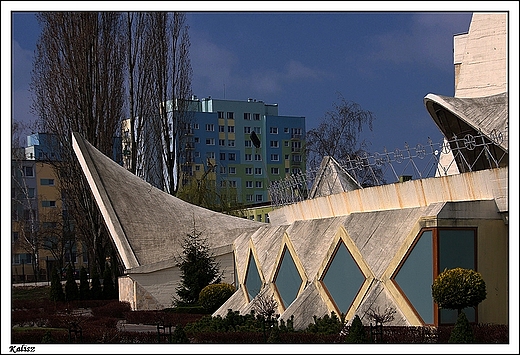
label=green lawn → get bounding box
[12,286,50,301]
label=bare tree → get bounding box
[31,12,126,276]
[125,12,193,195]
[305,93,384,187]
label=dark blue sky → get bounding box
[5,3,517,156]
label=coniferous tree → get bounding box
[174,222,222,305]
[345,315,368,343]
[64,264,78,301]
[102,263,116,299]
[49,266,65,302]
[90,268,102,300]
[78,266,90,300]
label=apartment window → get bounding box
[244,113,251,120]
[195,152,201,158]
[206,138,215,145]
[254,154,262,161]
[285,168,290,174]
[246,181,253,188]
[219,125,225,132]
[246,195,253,202]
[245,154,252,161]
[220,166,226,174]
[255,181,263,188]
[217,111,224,119]
[194,123,200,129]
[244,127,251,133]
[219,139,226,146]
[257,215,262,222]
[40,178,55,186]
[253,127,261,134]
[270,154,279,161]
[42,200,56,208]
[23,166,34,177]
[220,153,226,160]
[293,155,302,162]
[255,194,263,202]
[206,124,214,131]
[227,112,235,119]
[255,167,262,175]
[265,214,270,223]
[285,154,290,160]
[284,127,289,133]
[194,137,200,143]
[284,141,289,147]
[245,140,252,147]
[228,153,236,161]
[12,231,19,243]
[292,168,301,175]
[270,127,278,134]
[27,188,35,198]
[195,165,201,171]
[270,141,279,148]
[271,167,280,175]
[207,152,215,159]
[229,180,237,188]
[228,126,235,133]
[292,141,302,152]
[253,113,260,120]
[229,167,236,174]
[245,167,253,175]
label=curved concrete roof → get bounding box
[72,132,263,270]
[424,92,508,152]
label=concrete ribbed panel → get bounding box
[233,231,253,284]
[213,287,249,317]
[343,204,445,279]
[72,132,262,268]
[285,217,346,280]
[250,224,288,282]
[355,280,409,326]
[279,282,330,331]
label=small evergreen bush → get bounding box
[432,267,486,313]
[64,265,79,301]
[345,315,369,343]
[198,283,235,313]
[305,311,344,334]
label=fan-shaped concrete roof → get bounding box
[424,92,508,152]
[72,132,262,270]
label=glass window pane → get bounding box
[439,229,476,323]
[274,247,302,308]
[394,230,434,324]
[322,241,365,314]
[245,253,262,300]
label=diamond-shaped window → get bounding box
[273,246,302,309]
[393,230,433,324]
[245,251,262,301]
[321,240,365,314]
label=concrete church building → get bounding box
[72,13,508,329]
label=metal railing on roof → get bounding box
[268,130,507,207]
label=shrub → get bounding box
[305,311,344,334]
[198,283,235,313]
[345,315,369,343]
[449,311,475,343]
[432,267,487,314]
